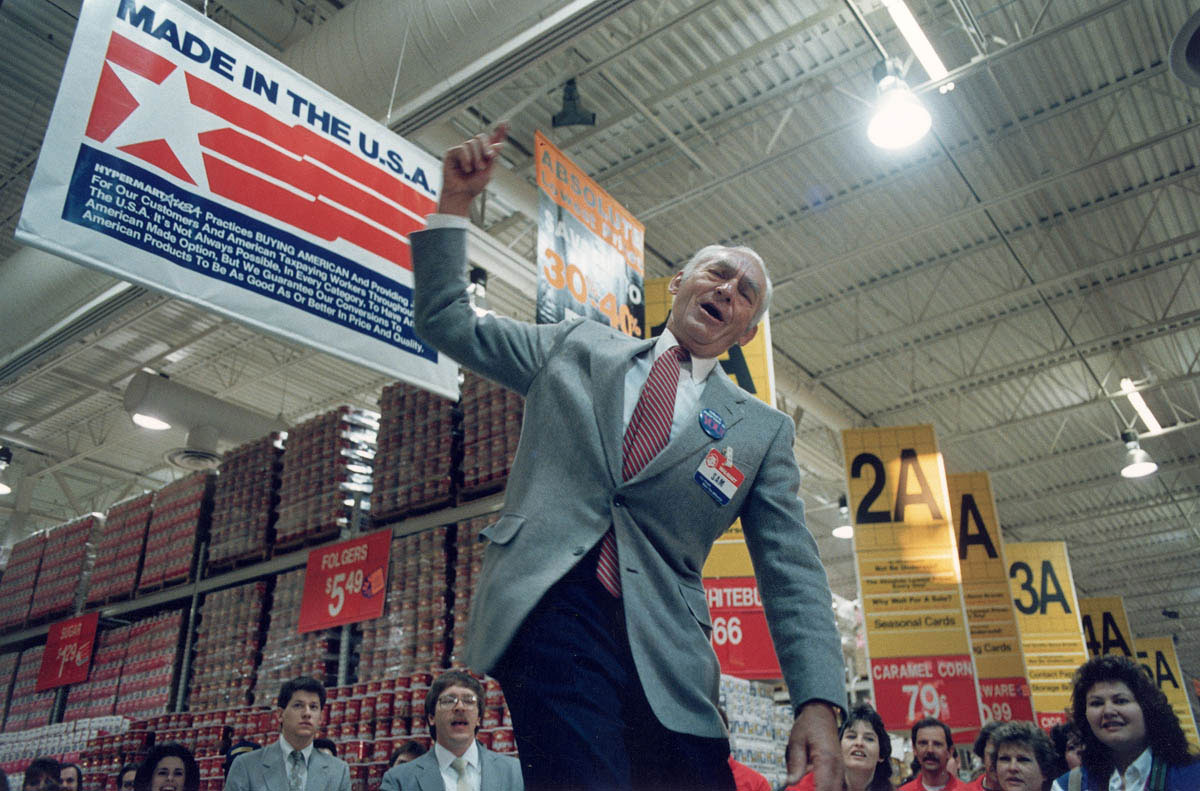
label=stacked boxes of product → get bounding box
[63,625,130,721]
[255,569,339,700]
[0,717,130,785]
[412,527,450,672]
[76,719,148,791]
[142,712,228,790]
[275,408,377,548]
[322,679,413,791]
[0,533,46,630]
[4,646,54,732]
[187,582,268,711]
[86,494,153,605]
[448,517,491,666]
[0,652,18,729]
[459,373,523,498]
[356,533,415,682]
[207,434,283,569]
[719,675,791,789]
[138,472,212,592]
[28,515,101,622]
[372,383,456,520]
[115,611,184,719]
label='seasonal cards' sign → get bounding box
[534,131,644,337]
[1005,541,1088,729]
[37,612,100,691]
[843,426,983,738]
[948,473,1034,726]
[18,0,457,399]
[298,529,391,634]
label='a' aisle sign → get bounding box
[17,0,458,399]
[843,426,982,737]
[1079,596,1137,658]
[1005,541,1088,729]
[1136,636,1200,751]
[948,473,1034,725]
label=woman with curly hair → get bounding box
[1051,655,1199,790]
[133,744,200,791]
[787,703,893,791]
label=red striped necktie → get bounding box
[596,345,690,597]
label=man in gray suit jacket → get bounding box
[225,677,350,791]
[381,671,522,791]
[413,127,844,791]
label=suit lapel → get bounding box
[631,367,747,483]
[260,743,285,791]
[477,746,493,791]
[415,752,443,791]
[306,751,328,791]
[590,336,654,486]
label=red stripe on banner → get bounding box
[106,31,175,84]
[202,153,413,270]
[85,63,139,142]
[185,75,437,218]
[198,128,425,239]
[118,139,196,185]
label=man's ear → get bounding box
[667,271,683,294]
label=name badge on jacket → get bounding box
[695,448,743,505]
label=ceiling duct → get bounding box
[123,372,287,470]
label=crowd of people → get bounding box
[1,653,1193,791]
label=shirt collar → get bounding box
[434,740,479,770]
[654,328,718,383]
[1114,748,1153,790]
[277,736,313,764]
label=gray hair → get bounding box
[678,244,774,327]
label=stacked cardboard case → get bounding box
[256,569,339,699]
[720,675,792,789]
[356,533,416,682]
[115,611,184,719]
[28,515,101,622]
[4,646,54,732]
[449,517,491,666]
[77,719,148,791]
[138,472,212,592]
[187,582,268,711]
[275,408,377,548]
[86,493,153,605]
[459,372,523,497]
[372,382,455,519]
[0,653,18,729]
[207,434,283,568]
[63,625,130,721]
[0,533,46,629]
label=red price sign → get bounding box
[870,654,981,732]
[298,529,391,633]
[979,676,1034,725]
[703,577,781,679]
[37,612,99,691]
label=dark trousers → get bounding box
[491,546,735,791]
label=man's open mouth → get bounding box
[700,302,723,321]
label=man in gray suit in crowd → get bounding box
[381,671,522,791]
[411,126,845,791]
[225,677,350,791]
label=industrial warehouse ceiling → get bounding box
[1,0,1198,684]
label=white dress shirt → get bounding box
[1048,748,1153,791]
[434,741,480,791]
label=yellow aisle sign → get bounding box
[1004,541,1088,729]
[640,275,776,578]
[1078,596,1137,657]
[843,426,982,737]
[948,473,1033,724]
[1135,636,1200,752]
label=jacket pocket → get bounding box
[679,580,712,637]
[480,513,525,545]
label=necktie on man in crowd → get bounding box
[288,750,305,791]
[451,756,469,791]
[597,345,690,597]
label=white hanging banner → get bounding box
[17,0,458,399]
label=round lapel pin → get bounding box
[699,408,726,439]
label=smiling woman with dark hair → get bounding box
[1051,655,1199,791]
[786,704,893,791]
[133,744,199,791]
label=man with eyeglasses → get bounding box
[381,671,522,791]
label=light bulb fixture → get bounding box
[132,412,172,430]
[552,78,595,128]
[868,61,932,150]
[1119,377,1162,434]
[833,494,854,539]
[1119,429,1158,478]
[0,446,12,496]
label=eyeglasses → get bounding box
[436,693,478,708]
